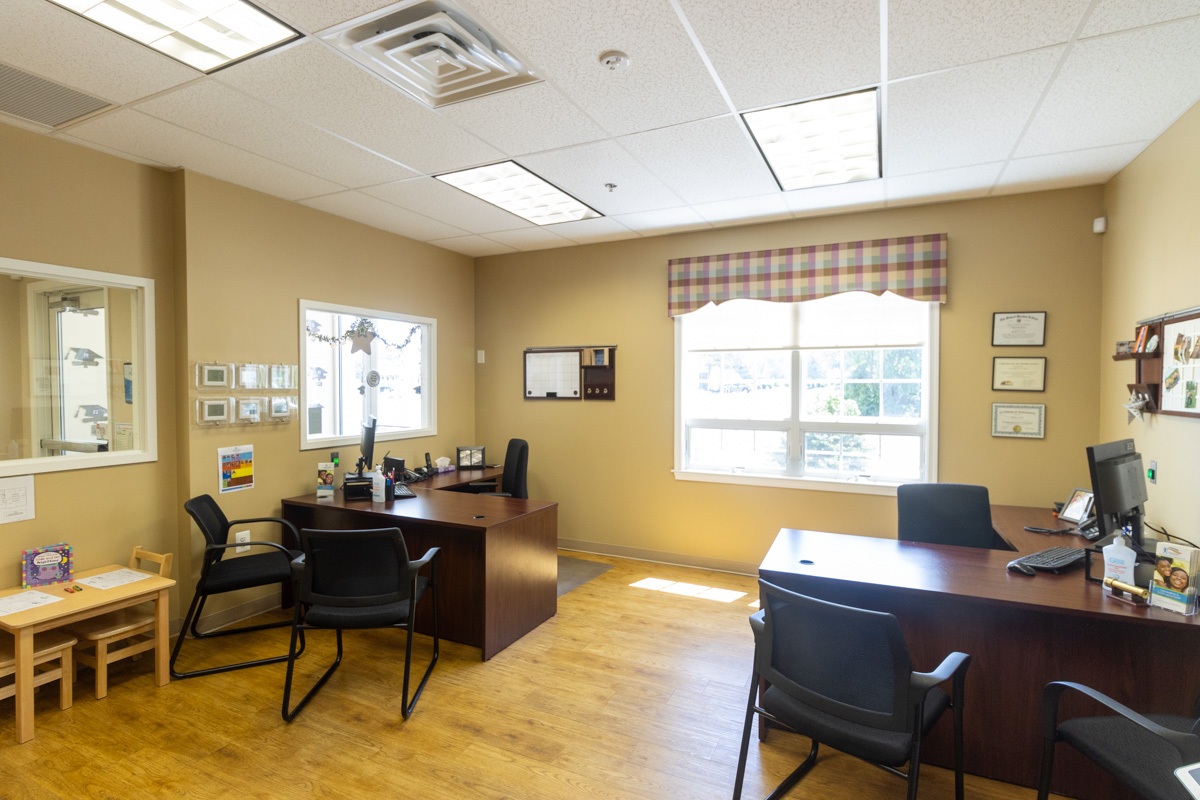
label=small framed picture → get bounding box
[269,396,294,419]
[196,362,231,389]
[993,312,1046,346]
[991,403,1045,439]
[22,543,74,588]
[197,398,231,425]
[1059,488,1094,525]
[237,397,264,423]
[270,364,297,390]
[237,363,267,390]
[992,357,1046,391]
[457,446,486,469]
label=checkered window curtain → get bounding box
[667,233,948,317]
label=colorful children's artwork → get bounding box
[21,543,73,589]
[218,444,254,494]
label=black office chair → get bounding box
[1038,681,1199,800]
[468,438,528,499]
[897,482,997,550]
[733,580,970,800]
[282,527,440,722]
[171,494,304,679]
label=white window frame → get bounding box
[299,299,437,451]
[673,299,939,496]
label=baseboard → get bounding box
[179,591,283,637]
[557,538,758,577]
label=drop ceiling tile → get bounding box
[0,0,199,105]
[427,235,518,258]
[782,179,886,216]
[1017,19,1200,157]
[520,140,683,216]
[257,0,396,33]
[54,128,174,169]
[887,48,1062,176]
[484,227,574,251]
[692,194,791,226]
[65,110,343,201]
[618,117,778,204]
[550,216,640,245]
[884,163,1002,206]
[137,80,415,188]
[438,82,608,156]
[464,0,728,136]
[215,41,503,174]
[362,177,528,233]
[1082,0,1200,37]
[678,0,879,109]
[889,0,1088,78]
[994,142,1148,195]
[301,190,469,240]
[612,206,710,236]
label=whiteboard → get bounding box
[524,350,581,399]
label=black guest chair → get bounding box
[171,494,304,679]
[733,580,970,800]
[468,438,528,499]
[897,482,997,550]
[282,527,440,722]
[1038,681,1199,800]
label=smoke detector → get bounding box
[320,0,540,108]
[599,51,630,72]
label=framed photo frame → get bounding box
[992,357,1046,391]
[196,362,231,389]
[21,542,73,588]
[992,403,1045,439]
[1059,488,1094,525]
[236,363,267,390]
[269,395,294,419]
[237,397,264,423]
[270,364,297,390]
[457,446,486,469]
[197,397,231,425]
[992,312,1046,346]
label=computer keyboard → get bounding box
[1009,546,1087,575]
[392,483,416,499]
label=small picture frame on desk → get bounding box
[457,446,485,469]
[1059,488,1094,525]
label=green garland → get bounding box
[307,318,419,352]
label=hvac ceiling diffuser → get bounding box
[320,0,540,108]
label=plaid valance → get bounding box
[667,233,948,317]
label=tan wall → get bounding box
[177,173,477,614]
[0,123,178,582]
[475,188,1106,571]
[0,279,22,455]
[1100,101,1200,542]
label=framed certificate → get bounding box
[992,403,1045,438]
[992,357,1046,391]
[993,312,1046,346]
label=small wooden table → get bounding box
[0,566,175,743]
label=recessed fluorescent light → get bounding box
[435,161,601,226]
[744,88,880,192]
[46,0,300,73]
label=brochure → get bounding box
[317,462,336,499]
[1150,541,1199,616]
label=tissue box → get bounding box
[435,465,456,473]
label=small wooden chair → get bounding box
[0,629,76,713]
[70,547,173,699]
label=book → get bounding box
[1133,325,1149,353]
[317,462,335,499]
[1149,541,1199,616]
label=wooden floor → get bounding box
[1,552,1057,799]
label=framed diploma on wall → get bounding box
[992,312,1046,346]
[992,357,1046,391]
[992,403,1045,438]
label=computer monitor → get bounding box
[356,416,377,476]
[1086,438,1149,552]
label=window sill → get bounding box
[672,469,900,496]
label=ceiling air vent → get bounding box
[0,64,111,128]
[319,0,540,108]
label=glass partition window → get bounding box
[0,257,156,477]
[676,293,937,490]
[299,300,436,450]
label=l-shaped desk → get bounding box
[281,468,557,661]
[759,506,1200,800]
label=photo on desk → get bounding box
[1059,488,1094,524]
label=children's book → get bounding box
[1150,541,1199,616]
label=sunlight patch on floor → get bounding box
[629,577,748,604]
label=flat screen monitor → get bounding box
[358,416,377,476]
[1086,438,1148,549]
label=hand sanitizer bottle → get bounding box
[371,465,386,502]
[1103,534,1136,584]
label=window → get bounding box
[675,293,938,493]
[299,300,435,450]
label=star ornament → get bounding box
[350,331,376,355]
[1122,392,1148,424]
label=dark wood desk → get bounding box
[282,469,557,660]
[759,507,1199,800]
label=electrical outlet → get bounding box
[234,530,251,553]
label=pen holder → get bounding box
[385,482,395,501]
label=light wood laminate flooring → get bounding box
[0,552,1057,799]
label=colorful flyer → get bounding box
[317,462,335,498]
[218,444,255,494]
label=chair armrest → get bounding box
[227,515,300,544]
[911,651,971,704]
[205,540,296,566]
[748,608,765,638]
[1042,681,1200,763]
[409,547,442,587]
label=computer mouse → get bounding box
[1007,560,1036,576]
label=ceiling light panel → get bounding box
[45,0,299,72]
[744,89,880,191]
[435,162,601,226]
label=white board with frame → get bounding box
[1160,312,1200,416]
[524,349,581,399]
